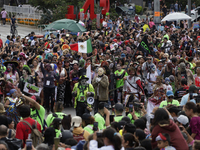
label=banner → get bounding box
[86,64,91,84]
[138,35,151,55]
[96,14,100,29]
[23,82,42,96]
[193,22,199,29]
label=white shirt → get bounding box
[166,84,172,92]
[89,140,124,150]
[147,72,158,94]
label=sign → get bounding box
[193,22,199,29]
[154,11,160,17]
[23,82,42,96]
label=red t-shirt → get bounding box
[16,117,41,147]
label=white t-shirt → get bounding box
[166,84,172,92]
[147,72,158,94]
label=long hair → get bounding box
[102,127,122,150]
[152,108,169,127]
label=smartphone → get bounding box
[26,139,32,150]
[141,95,145,103]
[190,93,193,99]
[54,137,60,150]
[93,122,98,131]
[129,102,133,112]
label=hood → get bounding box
[159,120,176,132]
[73,127,84,135]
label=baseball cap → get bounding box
[177,115,189,125]
[115,103,124,111]
[71,116,82,127]
[136,55,143,60]
[189,84,198,93]
[166,91,174,97]
[118,120,126,130]
[82,113,91,121]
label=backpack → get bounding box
[73,131,85,142]
[21,120,44,147]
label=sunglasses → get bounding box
[168,96,173,99]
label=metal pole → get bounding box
[153,0,161,27]
[188,0,191,28]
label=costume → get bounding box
[72,75,95,117]
[123,75,144,103]
[92,68,109,114]
[5,97,22,123]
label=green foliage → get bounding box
[135,5,142,14]
[109,7,119,20]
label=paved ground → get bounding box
[0,24,44,44]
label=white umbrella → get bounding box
[161,12,192,22]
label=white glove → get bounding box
[96,77,101,82]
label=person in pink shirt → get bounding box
[1,8,7,26]
[149,17,155,29]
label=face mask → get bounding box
[80,79,87,86]
[165,81,169,84]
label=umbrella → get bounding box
[161,13,192,22]
[43,19,76,31]
[66,22,86,32]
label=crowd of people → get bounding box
[1,5,200,150]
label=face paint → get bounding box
[98,68,104,76]
[7,65,12,72]
[22,70,27,76]
[151,66,156,72]
[80,79,87,86]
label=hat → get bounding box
[180,62,186,69]
[3,61,19,68]
[0,103,5,113]
[22,65,31,74]
[189,84,198,92]
[116,33,121,37]
[82,113,91,120]
[136,55,143,60]
[121,53,126,58]
[70,60,79,65]
[125,40,129,45]
[113,39,117,43]
[71,116,82,127]
[166,90,174,97]
[31,95,36,101]
[7,89,16,96]
[115,103,124,111]
[79,75,89,81]
[177,115,189,125]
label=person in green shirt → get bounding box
[50,118,62,138]
[159,90,179,108]
[82,113,95,134]
[114,103,124,122]
[17,88,45,131]
[127,106,141,124]
[94,102,110,130]
[46,102,66,127]
[114,64,128,102]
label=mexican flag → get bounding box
[70,39,92,53]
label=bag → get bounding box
[36,109,47,133]
[5,138,22,150]
[21,120,44,147]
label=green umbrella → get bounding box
[43,19,76,31]
[66,22,87,32]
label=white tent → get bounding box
[161,12,192,22]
